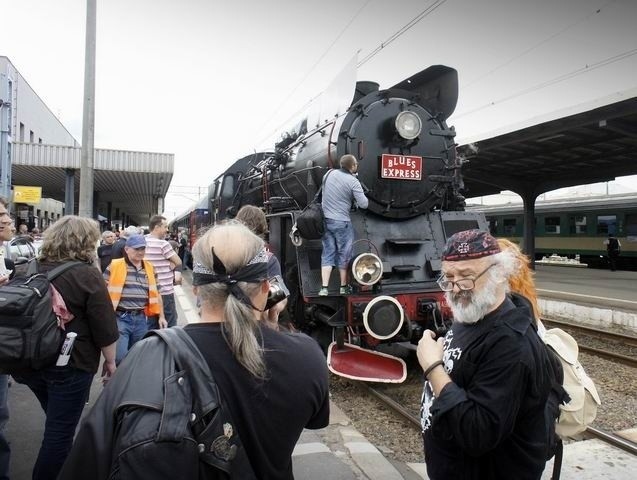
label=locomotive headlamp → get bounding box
[394,111,422,140]
[363,295,404,340]
[351,253,383,286]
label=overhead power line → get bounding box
[253,0,372,147]
[357,0,447,68]
[454,47,637,120]
[462,0,618,90]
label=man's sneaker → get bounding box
[318,287,329,296]
[339,285,353,295]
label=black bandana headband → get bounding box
[192,246,269,311]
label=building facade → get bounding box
[0,56,75,226]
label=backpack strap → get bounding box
[150,327,258,479]
[551,439,563,480]
[25,260,83,282]
[313,168,334,203]
[46,261,84,280]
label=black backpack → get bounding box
[0,261,82,374]
[295,203,325,240]
[294,169,334,240]
[59,327,258,480]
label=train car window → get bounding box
[545,216,561,234]
[221,175,235,199]
[569,215,587,234]
[443,219,480,238]
[626,214,637,237]
[503,218,517,236]
[597,215,617,235]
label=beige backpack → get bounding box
[543,328,602,437]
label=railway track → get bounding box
[366,385,637,457]
[543,318,637,347]
[366,385,421,429]
[543,318,637,368]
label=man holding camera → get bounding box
[417,229,553,480]
[235,205,289,329]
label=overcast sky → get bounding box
[1,0,636,217]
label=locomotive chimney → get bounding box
[352,81,379,105]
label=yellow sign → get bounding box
[13,186,42,204]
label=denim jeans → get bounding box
[0,375,9,480]
[116,311,149,364]
[321,218,354,269]
[147,293,178,329]
[13,367,93,480]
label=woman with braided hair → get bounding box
[60,221,329,480]
[187,221,330,477]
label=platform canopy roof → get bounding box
[458,90,637,201]
[11,143,174,226]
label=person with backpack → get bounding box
[604,233,621,271]
[417,229,553,480]
[59,221,329,479]
[11,216,119,480]
[319,154,368,296]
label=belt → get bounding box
[116,308,145,314]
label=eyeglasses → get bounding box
[437,263,496,292]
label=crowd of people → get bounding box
[0,156,613,479]
[1,209,328,480]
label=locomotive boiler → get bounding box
[209,64,488,382]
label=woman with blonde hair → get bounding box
[13,215,119,480]
[185,222,329,476]
[61,222,329,480]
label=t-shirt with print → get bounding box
[420,297,552,480]
[143,235,176,295]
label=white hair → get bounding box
[487,248,519,293]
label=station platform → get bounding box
[5,268,637,479]
[534,264,637,330]
[7,370,637,480]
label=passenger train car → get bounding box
[171,65,488,382]
[469,193,637,270]
[170,196,211,257]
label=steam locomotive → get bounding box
[175,65,488,382]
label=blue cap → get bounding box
[125,234,146,249]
